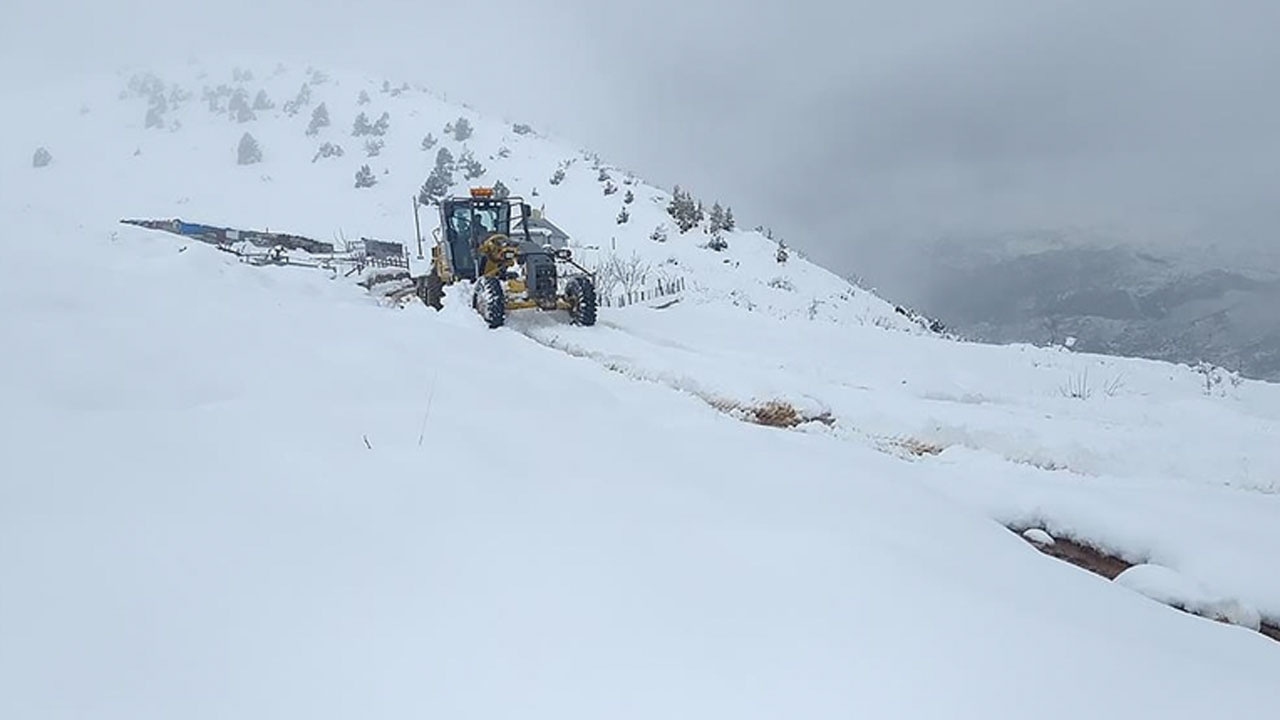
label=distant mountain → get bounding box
[923,242,1280,380]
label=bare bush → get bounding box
[591,251,651,301]
[1059,368,1092,400]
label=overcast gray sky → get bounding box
[6,0,1278,302]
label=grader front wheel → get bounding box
[474,276,506,329]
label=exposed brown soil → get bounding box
[893,437,947,457]
[747,400,835,428]
[1012,526,1279,646]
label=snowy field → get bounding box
[3,61,1279,719]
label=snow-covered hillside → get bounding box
[4,61,1280,719]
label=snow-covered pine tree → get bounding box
[352,112,373,136]
[364,138,384,157]
[435,146,455,173]
[306,103,330,136]
[354,164,377,188]
[228,89,256,123]
[492,180,510,199]
[666,185,682,219]
[617,206,630,224]
[32,147,52,168]
[421,133,437,150]
[650,224,668,243]
[358,90,370,105]
[237,132,262,165]
[603,181,618,196]
[458,149,485,180]
[708,202,725,231]
[549,167,565,185]
[252,89,274,111]
[722,206,735,231]
[452,117,473,141]
[372,112,390,136]
[282,83,311,116]
[623,189,634,204]
[419,166,452,205]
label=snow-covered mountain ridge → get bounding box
[4,61,1280,719]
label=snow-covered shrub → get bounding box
[311,142,344,162]
[232,67,254,83]
[768,277,795,292]
[512,123,533,135]
[372,112,390,136]
[549,167,565,185]
[597,168,611,183]
[420,133,437,151]
[354,164,377,188]
[497,146,511,159]
[237,133,262,165]
[306,103,330,136]
[1192,361,1243,396]
[144,102,166,129]
[32,147,52,168]
[707,230,728,252]
[364,138,384,157]
[616,207,630,224]
[650,224,668,243]
[623,189,635,204]
[492,180,510,199]
[358,90,371,105]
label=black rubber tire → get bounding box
[418,270,444,310]
[565,275,597,326]
[474,276,506,329]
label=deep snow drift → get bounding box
[3,61,1279,719]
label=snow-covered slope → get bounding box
[4,62,1280,719]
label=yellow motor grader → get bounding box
[413,187,596,328]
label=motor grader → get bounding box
[413,187,597,328]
